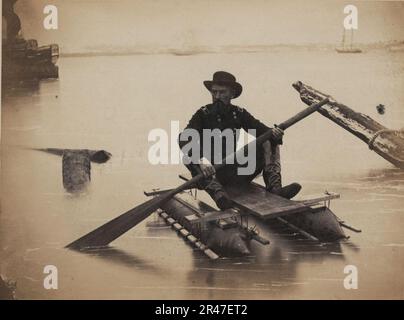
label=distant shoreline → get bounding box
[59,41,404,58]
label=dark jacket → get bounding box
[178,103,278,173]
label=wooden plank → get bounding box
[160,212,169,219]
[204,249,220,260]
[184,214,201,223]
[179,228,190,237]
[225,183,309,220]
[178,173,311,220]
[172,223,183,231]
[200,209,238,223]
[186,234,198,244]
[174,193,216,215]
[298,192,340,206]
[216,218,238,229]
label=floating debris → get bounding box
[376,104,385,115]
[0,275,16,300]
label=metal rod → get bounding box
[277,217,319,241]
[340,222,362,233]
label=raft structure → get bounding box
[145,188,258,260]
[144,174,361,259]
[293,81,404,169]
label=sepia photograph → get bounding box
[1,0,404,302]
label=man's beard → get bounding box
[213,99,227,108]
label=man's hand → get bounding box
[199,157,216,178]
[272,126,284,143]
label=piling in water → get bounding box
[34,148,112,193]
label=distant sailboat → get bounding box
[336,29,362,53]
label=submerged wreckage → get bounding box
[293,81,404,169]
[2,0,59,85]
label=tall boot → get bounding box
[262,141,301,199]
[185,163,233,210]
[204,178,233,210]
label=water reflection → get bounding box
[341,240,361,252]
[140,213,348,297]
[349,168,404,203]
[1,80,40,97]
[79,247,164,275]
[185,235,346,298]
[361,168,404,186]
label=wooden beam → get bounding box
[292,81,404,169]
[299,193,340,206]
[226,183,309,220]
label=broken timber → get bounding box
[293,81,404,169]
[35,148,112,164]
[34,148,112,192]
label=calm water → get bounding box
[1,49,404,299]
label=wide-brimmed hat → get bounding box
[203,71,243,98]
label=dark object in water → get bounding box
[2,1,59,84]
[2,39,59,84]
[62,150,91,192]
[88,150,113,163]
[376,104,385,115]
[293,81,404,169]
[0,275,16,300]
[336,28,362,54]
[35,148,112,192]
[3,0,21,41]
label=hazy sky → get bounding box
[14,0,404,53]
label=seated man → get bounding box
[178,71,301,210]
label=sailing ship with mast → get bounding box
[336,28,362,53]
